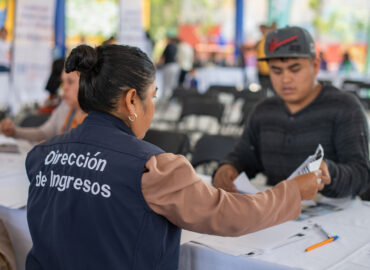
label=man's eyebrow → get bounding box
[287,63,301,69]
[270,65,282,70]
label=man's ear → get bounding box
[125,89,137,115]
[313,57,320,75]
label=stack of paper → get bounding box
[192,221,310,256]
[0,138,30,208]
[0,134,20,153]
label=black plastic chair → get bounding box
[20,114,50,127]
[170,86,212,103]
[191,134,238,175]
[177,98,225,134]
[318,79,332,86]
[179,99,225,123]
[0,110,6,121]
[206,85,238,97]
[143,129,190,155]
[357,83,370,110]
[341,80,363,92]
[235,89,266,102]
[239,99,263,126]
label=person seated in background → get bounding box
[213,26,370,199]
[255,22,276,95]
[177,38,194,86]
[0,70,86,143]
[319,51,328,71]
[102,35,116,45]
[25,44,323,269]
[39,57,65,114]
[158,35,179,99]
[338,51,357,74]
[183,67,198,89]
[0,27,11,73]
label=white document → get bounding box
[0,134,18,145]
[288,144,324,179]
[192,221,309,256]
[233,172,260,194]
[0,170,29,208]
[180,229,204,245]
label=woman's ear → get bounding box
[125,89,138,115]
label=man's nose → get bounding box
[282,71,292,84]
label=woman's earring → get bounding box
[128,113,138,122]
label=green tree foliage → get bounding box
[149,0,225,42]
[66,0,118,38]
[149,0,181,41]
[309,0,368,43]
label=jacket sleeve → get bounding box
[14,102,69,142]
[322,100,370,198]
[141,153,302,237]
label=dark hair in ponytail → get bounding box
[65,44,155,113]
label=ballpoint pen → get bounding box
[305,235,339,252]
[314,223,330,239]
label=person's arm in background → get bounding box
[13,102,69,142]
[142,154,322,237]
[321,96,370,198]
[0,219,16,270]
[213,109,264,192]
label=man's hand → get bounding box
[212,164,239,192]
[0,118,15,137]
[319,160,331,186]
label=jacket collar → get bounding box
[84,110,135,137]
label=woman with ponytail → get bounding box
[25,44,324,270]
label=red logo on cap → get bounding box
[268,35,299,53]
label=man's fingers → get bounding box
[321,175,331,185]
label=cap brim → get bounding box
[257,54,313,61]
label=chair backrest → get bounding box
[238,98,262,126]
[207,85,238,96]
[171,86,199,101]
[179,99,225,124]
[143,129,190,155]
[341,80,363,92]
[235,89,266,102]
[19,114,50,127]
[0,110,6,121]
[318,79,332,86]
[357,83,370,109]
[191,134,238,174]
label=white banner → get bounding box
[10,0,55,113]
[118,0,145,51]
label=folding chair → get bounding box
[341,80,363,92]
[235,90,266,126]
[177,98,225,134]
[191,134,238,175]
[0,110,6,121]
[170,86,218,104]
[143,129,190,155]
[357,83,370,110]
[206,85,238,97]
